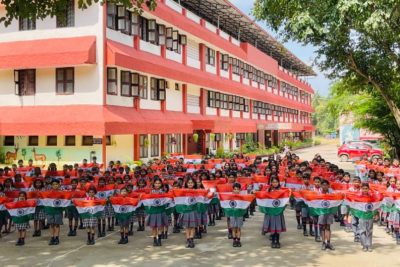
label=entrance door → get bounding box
[187,131,206,155]
[272,130,279,146]
[265,130,272,148]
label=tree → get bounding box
[0,0,157,26]
[312,92,338,136]
[327,79,400,157]
[253,1,400,130]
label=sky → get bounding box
[229,0,332,97]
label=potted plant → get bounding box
[193,133,199,143]
[56,150,62,164]
[210,133,215,142]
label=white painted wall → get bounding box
[220,109,229,117]
[0,66,102,106]
[165,0,183,13]
[233,111,241,118]
[166,49,182,63]
[185,10,201,24]
[220,70,229,79]
[106,28,133,47]
[205,64,216,74]
[140,40,161,56]
[243,112,250,119]
[166,86,183,112]
[205,22,217,33]
[187,57,200,69]
[232,74,240,82]
[206,107,217,116]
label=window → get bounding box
[208,91,215,107]
[140,17,148,41]
[14,69,35,96]
[232,58,240,75]
[158,24,166,45]
[56,68,74,94]
[4,136,14,146]
[131,73,140,97]
[82,136,93,146]
[56,0,74,28]
[107,68,118,95]
[47,136,57,146]
[148,19,157,44]
[150,78,166,100]
[205,47,215,66]
[220,54,229,70]
[28,136,39,146]
[131,14,140,35]
[65,136,76,146]
[166,27,173,50]
[150,134,159,157]
[107,3,117,30]
[166,134,174,154]
[139,135,149,158]
[19,17,36,31]
[117,5,126,32]
[175,134,182,153]
[139,75,148,99]
[172,30,180,53]
[120,70,131,97]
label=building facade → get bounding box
[0,0,314,165]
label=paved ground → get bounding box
[0,143,398,267]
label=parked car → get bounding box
[337,143,383,162]
[345,140,380,148]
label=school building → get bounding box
[0,0,315,166]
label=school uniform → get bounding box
[229,216,244,228]
[359,218,373,248]
[146,189,169,228]
[82,197,98,228]
[263,188,286,233]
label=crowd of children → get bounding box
[0,152,398,253]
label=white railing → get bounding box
[187,57,200,69]
[140,40,161,56]
[232,74,240,82]
[231,37,240,46]
[165,0,182,13]
[220,109,230,117]
[166,49,182,63]
[233,111,241,118]
[106,28,133,47]
[205,21,217,33]
[205,64,216,74]
[185,10,201,24]
[243,112,250,119]
[219,30,230,40]
[242,78,250,86]
[206,107,217,116]
[220,69,229,79]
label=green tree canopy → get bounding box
[253,0,400,129]
[0,0,157,26]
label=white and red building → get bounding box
[0,0,315,165]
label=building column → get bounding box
[182,84,187,114]
[200,88,206,116]
[182,133,188,155]
[216,51,221,77]
[102,135,107,168]
[249,99,253,119]
[134,36,140,50]
[199,43,206,71]
[161,134,165,156]
[161,45,166,59]
[182,44,187,66]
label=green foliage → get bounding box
[21,148,27,160]
[216,146,225,158]
[210,133,215,142]
[193,133,199,143]
[312,92,338,135]
[55,150,62,161]
[253,0,400,128]
[0,151,5,164]
[0,0,157,26]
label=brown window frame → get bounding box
[47,136,58,146]
[139,75,148,99]
[56,67,74,95]
[107,67,118,95]
[120,70,131,97]
[4,136,15,146]
[14,69,36,96]
[65,136,76,146]
[82,136,94,146]
[150,134,159,157]
[139,134,149,158]
[56,0,75,28]
[28,136,39,146]
[205,47,215,66]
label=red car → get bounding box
[337,142,383,162]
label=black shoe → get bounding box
[49,237,55,246]
[20,239,25,246]
[67,230,73,236]
[15,238,22,246]
[297,224,302,229]
[275,241,280,248]
[118,238,124,244]
[303,230,308,236]
[250,211,254,216]
[173,227,180,233]
[32,230,39,237]
[190,239,195,248]
[198,231,202,239]
[157,238,162,246]
[160,233,165,239]
[315,236,322,242]
[164,232,168,239]
[321,242,327,251]
[326,243,335,250]
[237,240,242,247]
[216,216,221,220]
[153,238,158,246]
[233,240,238,247]
[228,232,233,239]
[91,239,96,245]
[310,230,315,236]
[43,224,50,230]
[72,229,77,236]
[271,241,276,248]
[123,237,128,244]
[87,239,91,245]
[37,230,41,237]
[54,237,60,245]
[354,236,360,242]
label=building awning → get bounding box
[0,105,193,136]
[0,36,96,70]
[190,115,257,133]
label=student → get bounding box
[14,192,31,246]
[171,180,182,234]
[135,178,147,231]
[147,177,168,246]
[300,173,314,236]
[97,178,108,237]
[349,176,362,242]
[318,180,335,251]
[340,172,352,229]
[47,179,63,246]
[195,178,207,239]
[263,177,286,248]
[0,184,5,237]
[118,187,131,244]
[67,179,80,237]
[31,179,46,237]
[84,186,99,245]
[181,178,199,248]
[312,177,322,242]
[230,183,244,247]
[358,183,374,252]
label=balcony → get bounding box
[166,49,182,63]
[140,40,161,56]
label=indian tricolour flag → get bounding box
[96,185,115,199]
[381,192,398,213]
[111,197,140,220]
[302,192,344,216]
[346,193,383,220]
[285,177,303,190]
[252,176,269,191]
[0,197,10,217]
[39,191,72,215]
[73,199,106,219]
[255,189,290,216]
[141,193,173,214]
[172,189,209,213]
[5,199,36,223]
[219,193,255,217]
